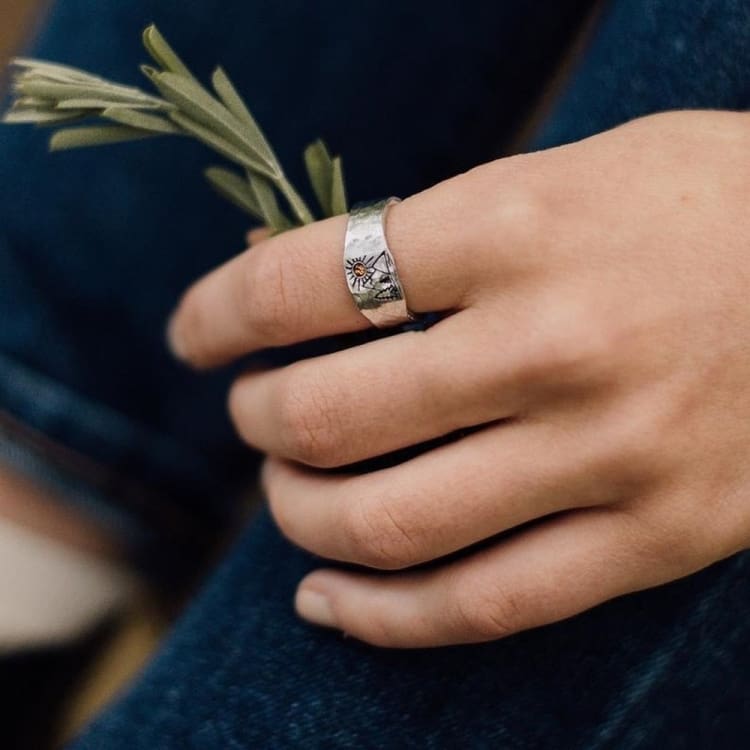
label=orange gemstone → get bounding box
[353,262,367,278]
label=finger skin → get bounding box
[293,508,669,648]
[168,174,492,369]
[263,416,623,571]
[246,227,271,246]
[227,308,544,468]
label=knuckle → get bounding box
[596,427,656,491]
[276,367,342,466]
[607,402,671,482]
[520,306,620,391]
[501,187,549,246]
[451,574,527,641]
[618,498,710,575]
[555,317,615,377]
[345,495,421,570]
[599,374,697,483]
[483,163,551,242]
[450,158,554,279]
[238,245,301,344]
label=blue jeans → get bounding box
[0,0,748,747]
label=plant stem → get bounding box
[276,174,315,225]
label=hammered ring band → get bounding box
[343,197,414,328]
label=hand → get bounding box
[168,111,750,647]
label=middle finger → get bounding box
[229,307,537,468]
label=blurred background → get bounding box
[1,7,162,748]
[1,1,44,73]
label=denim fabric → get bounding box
[67,0,750,747]
[0,0,592,573]
[532,0,750,150]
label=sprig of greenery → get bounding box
[1,24,348,232]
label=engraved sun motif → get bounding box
[345,253,400,303]
[345,255,376,291]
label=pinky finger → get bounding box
[294,507,672,648]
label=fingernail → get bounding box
[166,314,187,362]
[295,588,337,629]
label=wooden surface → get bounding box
[0,0,47,73]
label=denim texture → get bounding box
[1,0,748,746]
[533,0,750,150]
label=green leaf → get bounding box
[249,174,293,232]
[210,67,253,126]
[330,156,348,215]
[204,166,264,220]
[102,107,182,134]
[13,96,56,108]
[14,78,163,108]
[5,42,334,232]
[13,80,106,101]
[168,110,273,176]
[142,24,193,78]
[303,140,348,217]
[56,98,169,111]
[49,125,156,151]
[211,67,273,161]
[304,139,334,216]
[144,68,276,176]
[276,175,315,226]
[2,108,86,125]
[11,57,100,82]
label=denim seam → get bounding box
[0,352,204,478]
[0,353,228,573]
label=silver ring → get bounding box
[343,197,414,328]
